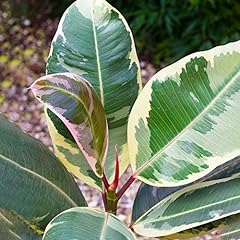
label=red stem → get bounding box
[117,174,136,200]
[102,173,110,189]
[109,146,119,190]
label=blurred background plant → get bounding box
[3,0,240,66]
[108,0,240,64]
[7,0,73,20]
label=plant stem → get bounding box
[101,146,120,214]
[117,174,136,200]
[106,189,118,214]
[109,146,119,190]
[102,173,110,189]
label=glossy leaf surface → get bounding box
[165,214,240,240]
[0,209,41,240]
[45,109,102,190]
[31,73,108,177]
[43,207,135,240]
[0,113,86,237]
[46,0,141,183]
[132,175,240,237]
[132,156,240,222]
[128,40,240,186]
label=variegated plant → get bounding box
[45,0,142,190]
[2,0,240,239]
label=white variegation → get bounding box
[103,0,142,77]
[46,0,142,184]
[128,40,240,187]
[43,207,136,240]
[165,216,240,240]
[31,73,108,177]
[45,110,102,190]
[133,175,240,237]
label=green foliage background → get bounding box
[7,0,240,65]
[108,0,240,64]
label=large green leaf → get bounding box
[128,40,240,186]
[0,209,42,240]
[164,214,240,239]
[132,175,240,237]
[31,73,108,178]
[0,113,86,238]
[46,0,141,183]
[132,156,240,222]
[42,207,136,240]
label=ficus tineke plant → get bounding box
[2,0,240,239]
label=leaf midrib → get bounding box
[135,67,240,175]
[135,181,240,225]
[100,213,109,240]
[0,209,43,237]
[91,2,104,107]
[0,154,78,207]
[221,227,240,237]
[38,84,100,170]
[0,211,13,225]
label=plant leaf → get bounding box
[132,156,240,222]
[0,113,86,237]
[132,174,240,237]
[164,214,240,240]
[42,207,136,240]
[46,0,141,182]
[0,209,41,240]
[31,73,108,177]
[45,109,103,190]
[128,40,240,186]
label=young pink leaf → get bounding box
[31,73,108,177]
[109,146,119,191]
